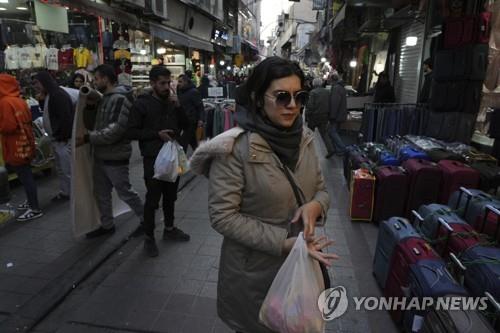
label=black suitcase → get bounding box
[468,44,490,81]
[470,162,500,194]
[431,81,466,112]
[421,307,495,333]
[0,166,10,204]
[463,81,483,114]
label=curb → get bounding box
[0,172,198,332]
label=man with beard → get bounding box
[177,74,204,153]
[127,66,191,257]
[75,64,144,239]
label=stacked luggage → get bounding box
[372,186,500,332]
[345,135,500,222]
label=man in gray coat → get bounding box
[305,78,336,158]
[76,64,144,238]
[328,73,348,155]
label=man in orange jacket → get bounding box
[0,74,43,221]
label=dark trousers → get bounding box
[10,164,39,210]
[180,123,198,153]
[143,158,179,238]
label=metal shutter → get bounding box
[395,20,425,103]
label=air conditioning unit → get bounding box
[145,0,168,20]
[112,0,145,8]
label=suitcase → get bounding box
[461,150,497,165]
[476,204,500,243]
[426,149,464,163]
[399,147,430,162]
[470,162,500,194]
[344,148,370,183]
[373,166,409,222]
[462,80,483,114]
[385,237,440,323]
[349,169,375,221]
[403,159,443,217]
[448,187,499,225]
[438,160,480,204]
[415,204,468,241]
[373,217,420,289]
[404,260,468,333]
[378,150,400,166]
[461,246,500,301]
[367,143,386,162]
[0,166,10,204]
[430,81,466,112]
[443,16,476,49]
[421,307,495,333]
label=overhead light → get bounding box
[209,64,215,69]
[0,0,8,3]
[164,39,169,43]
[0,7,6,10]
[349,60,357,68]
[16,6,28,10]
[140,49,147,55]
[406,36,418,46]
[321,57,327,63]
[157,47,166,55]
[219,60,225,66]
[226,66,231,71]
[145,39,150,43]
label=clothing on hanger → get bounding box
[18,45,34,69]
[5,46,20,70]
[74,47,92,68]
[32,44,47,68]
[46,47,59,70]
[58,47,74,69]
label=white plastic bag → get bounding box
[176,143,189,175]
[154,141,179,182]
[259,232,325,333]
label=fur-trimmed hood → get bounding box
[189,127,246,176]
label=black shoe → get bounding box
[144,237,159,257]
[325,152,335,159]
[163,227,190,242]
[131,224,144,238]
[51,193,70,202]
[86,226,115,239]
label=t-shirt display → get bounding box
[18,46,35,69]
[5,46,20,70]
[32,44,47,68]
[46,47,59,71]
[58,47,74,70]
[74,47,92,68]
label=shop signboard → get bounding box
[34,0,69,34]
[238,12,258,48]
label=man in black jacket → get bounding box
[177,74,204,153]
[128,66,191,257]
[33,71,74,202]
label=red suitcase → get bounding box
[373,166,409,222]
[434,218,481,257]
[384,236,440,323]
[402,159,443,217]
[350,169,375,221]
[438,160,480,204]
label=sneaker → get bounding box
[163,227,190,242]
[17,201,30,211]
[85,226,115,239]
[16,209,43,222]
[51,193,70,202]
[131,224,145,238]
[144,237,159,257]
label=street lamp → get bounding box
[219,60,225,66]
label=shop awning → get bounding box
[150,23,213,52]
[242,39,259,52]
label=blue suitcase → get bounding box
[373,217,421,289]
[447,187,500,227]
[461,246,500,301]
[378,151,400,166]
[404,259,468,332]
[399,146,430,162]
[416,204,468,241]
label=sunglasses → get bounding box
[265,90,309,107]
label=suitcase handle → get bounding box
[411,210,424,228]
[485,291,500,328]
[393,218,409,230]
[456,187,474,215]
[449,252,467,286]
[481,205,500,241]
[437,217,454,257]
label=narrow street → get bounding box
[0,136,398,333]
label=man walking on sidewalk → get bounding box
[328,72,348,155]
[0,74,43,221]
[128,66,191,257]
[75,64,144,239]
[177,74,204,153]
[33,71,74,201]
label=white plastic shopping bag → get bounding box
[154,141,179,182]
[259,232,325,333]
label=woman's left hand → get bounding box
[291,201,323,241]
[307,235,339,267]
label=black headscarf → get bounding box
[235,104,303,171]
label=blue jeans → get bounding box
[10,164,40,210]
[328,122,346,153]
